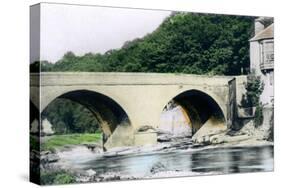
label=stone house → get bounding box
[249,17,274,131]
[249,17,274,108]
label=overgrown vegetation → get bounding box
[241,75,264,126]
[34,13,255,75]
[268,99,274,141]
[254,104,264,127]
[30,135,39,151]
[41,170,75,185]
[41,133,101,151]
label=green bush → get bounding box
[241,75,264,108]
[254,103,263,127]
[53,173,75,184]
[30,135,39,151]
[41,171,75,185]
[268,100,274,141]
[241,75,264,127]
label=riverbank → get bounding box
[41,133,101,151]
[40,126,273,171]
[192,119,273,148]
[39,121,273,185]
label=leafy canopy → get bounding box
[38,12,255,75]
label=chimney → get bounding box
[255,17,265,35]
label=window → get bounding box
[261,40,274,68]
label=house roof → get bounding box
[250,23,274,41]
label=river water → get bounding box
[56,105,273,178]
[58,145,273,178]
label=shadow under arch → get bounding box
[30,100,39,124]
[41,89,132,146]
[161,89,226,134]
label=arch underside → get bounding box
[30,101,39,123]
[42,90,131,147]
[173,90,226,134]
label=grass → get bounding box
[41,133,101,151]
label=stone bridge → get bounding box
[30,72,247,150]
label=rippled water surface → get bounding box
[63,145,273,177]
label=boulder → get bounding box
[150,162,167,174]
[99,172,121,181]
[137,125,155,132]
[157,134,172,142]
[84,144,103,153]
[86,169,97,176]
[41,153,59,164]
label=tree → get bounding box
[40,13,255,75]
[41,98,100,134]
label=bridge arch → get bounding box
[41,89,133,149]
[159,89,226,135]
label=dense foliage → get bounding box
[39,13,255,75]
[41,170,75,185]
[41,98,101,134]
[240,75,264,126]
[241,75,264,108]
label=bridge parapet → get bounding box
[31,72,233,86]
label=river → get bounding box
[57,145,273,179]
[55,105,273,180]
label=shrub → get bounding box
[241,75,264,107]
[254,103,264,127]
[53,173,75,184]
[41,171,75,185]
[241,75,264,126]
[268,99,274,141]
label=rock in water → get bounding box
[150,162,167,174]
[84,144,103,153]
[137,125,155,132]
[99,172,121,181]
[76,169,97,183]
[86,169,97,176]
[40,152,59,164]
[157,134,172,142]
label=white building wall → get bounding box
[250,41,262,75]
[260,71,274,107]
